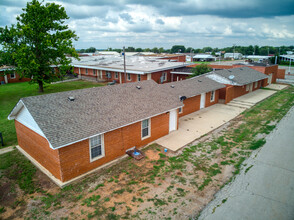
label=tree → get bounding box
[135,48,143,52]
[126,47,135,52]
[0,0,78,92]
[171,45,186,53]
[151,47,159,53]
[85,47,96,53]
[189,64,212,78]
[186,47,194,53]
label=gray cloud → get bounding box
[119,12,134,24]
[126,0,294,18]
[156,18,164,25]
[0,0,293,49]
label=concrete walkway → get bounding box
[156,89,277,151]
[265,84,288,91]
[0,146,15,155]
[199,106,294,220]
[156,104,244,151]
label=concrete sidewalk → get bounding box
[156,104,244,151]
[199,106,294,220]
[265,84,288,91]
[156,89,277,151]
[0,146,14,155]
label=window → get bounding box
[255,82,258,88]
[115,72,118,79]
[106,72,111,78]
[127,73,131,81]
[141,119,150,139]
[210,90,215,102]
[93,69,96,75]
[246,84,249,91]
[89,135,104,161]
[10,73,16,79]
[179,107,183,114]
[85,68,88,75]
[162,72,167,81]
[137,74,141,82]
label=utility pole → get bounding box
[233,44,236,60]
[123,46,126,83]
[289,58,292,75]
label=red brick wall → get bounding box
[171,74,188,82]
[74,67,149,84]
[180,95,201,117]
[247,65,278,84]
[205,90,220,107]
[4,73,30,83]
[224,80,262,104]
[160,55,186,62]
[0,75,4,82]
[58,112,171,181]
[151,70,173,84]
[277,69,285,79]
[219,87,226,100]
[15,121,62,180]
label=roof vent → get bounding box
[68,96,75,101]
[229,75,235,80]
[136,86,141,89]
[179,96,187,102]
[198,80,202,82]
[228,70,232,72]
[171,85,175,88]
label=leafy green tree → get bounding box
[126,47,135,52]
[186,47,194,53]
[203,47,213,52]
[0,0,78,92]
[151,47,159,53]
[135,48,143,52]
[85,47,96,53]
[158,47,164,53]
[171,45,186,53]
[189,64,212,77]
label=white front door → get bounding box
[200,93,206,109]
[169,109,177,132]
[268,74,272,85]
[147,73,151,80]
[249,83,253,92]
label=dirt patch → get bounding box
[144,149,160,160]
[0,181,17,207]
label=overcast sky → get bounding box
[1,0,294,49]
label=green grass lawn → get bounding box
[0,80,106,147]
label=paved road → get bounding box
[199,106,294,220]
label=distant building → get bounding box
[224,53,243,60]
[72,55,188,84]
[95,51,120,56]
[193,54,216,62]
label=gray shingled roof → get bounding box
[19,80,182,149]
[209,67,268,86]
[160,75,225,98]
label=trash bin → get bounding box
[0,132,3,146]
[1,81,5,85]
